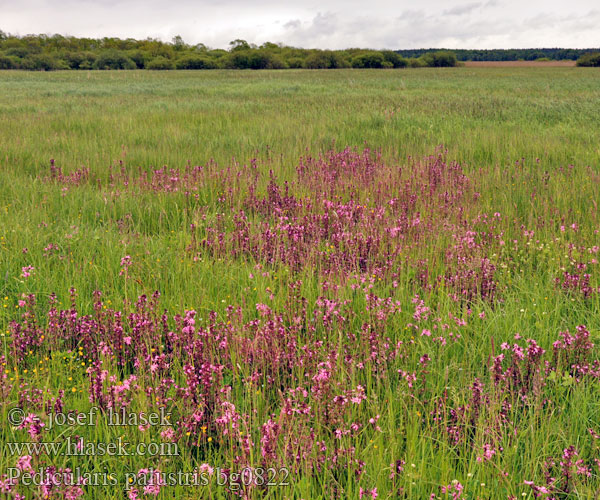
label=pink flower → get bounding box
[21,266,34,278]
[160,428,176,441]
[0,475,16,493]
[198,463,214,476]
[119,255,132,276]
[16,455,34,473]
[19,413,45,439]
[476,443,496,462]
[359,487,378,499]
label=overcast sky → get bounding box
[1,0,599,49]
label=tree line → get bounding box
[0,31,598,70]
[0,32,459,70]
[397,48,600,62]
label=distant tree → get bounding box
[226,50,251,69]
[0,54,18,69]
[138,38,174,59]
[92,50,136,70]
[63,51,97,69]
[381,50,408,68]
[422,51,457,67]
[247,50,271,69]
[21,35,42,52]
[126,50,151,69]
[266,55,287,69]
[207,49,228,67]
[4,46,36,58]
[576,53,600,67]
[408,57,427,68]
[304,50,346,69]
[229,39,251,52]
[208,49,228,57]
[175,55,217,69]
[224,49,285,69]
[351,51,385,68]
[22,53,68,71]
[286,57,304,69]
[260,42,280,51]
[146,56,175,70]
[172,35,187,51]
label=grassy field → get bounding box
[0,68,599,499]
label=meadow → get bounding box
[0,67,599,499]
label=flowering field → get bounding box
[0,68,599,499]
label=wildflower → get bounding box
[198,463,214,476]
[160,428,175,441]
[359,487,378,499]
[16,455,34,473]
[119,256,132,276]
[476,443,496,462]
[19,413,45,439]
[21,266,34,278]
[389,460,405,479]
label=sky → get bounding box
[1,0,599,50]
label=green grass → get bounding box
[0,68,599,499]
[0,68,598,175]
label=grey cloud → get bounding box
[281,12,340,45]
[283,19,301,29]
[443,2,481,16]
[397,9,428,21]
